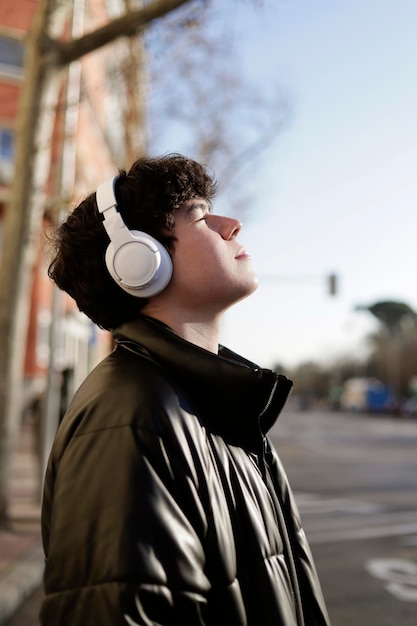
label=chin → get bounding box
[247,275,259,294]
[236,278,259,302]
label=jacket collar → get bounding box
[113,316,293,452]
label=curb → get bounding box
[0,541,44,625]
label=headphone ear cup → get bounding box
[95,176,172,298]
[105,230,173,298]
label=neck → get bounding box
[140,303,222,354]
[142,298,222,354]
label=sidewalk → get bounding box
[0,422,44,625]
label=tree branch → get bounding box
[53,0,198,67]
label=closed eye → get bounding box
[185,200,212,222]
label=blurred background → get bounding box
[0,0,416,525]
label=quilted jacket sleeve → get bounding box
[40,386,213,625]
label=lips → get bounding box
[235,248,250,259]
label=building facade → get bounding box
[0,0,143,457]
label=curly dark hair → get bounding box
[47,154,217,330]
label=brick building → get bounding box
[0,0,139,454]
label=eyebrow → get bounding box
[184,200,211,215]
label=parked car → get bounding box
[340,377,393,413]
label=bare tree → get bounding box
[0,0,288,527]
[146,3,289,215]
[0,0,197,528]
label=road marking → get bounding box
[295,492,384,514]
[304,509,417,533]
[294,492,417,545]
[308,521,417,545]
[365,559,417,602]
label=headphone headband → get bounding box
[96,176,118,216]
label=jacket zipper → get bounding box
[256,375,279,478]
[258,375,279,421]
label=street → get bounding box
[6,407,417,625]
[270,404,417,626]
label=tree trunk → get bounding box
[0,0,65,527]
[0,0,196,528]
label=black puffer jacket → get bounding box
[41,316,330,626]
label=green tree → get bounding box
[356,300,417,336]
[356,300,417,398]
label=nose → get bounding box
[218,215,242,240]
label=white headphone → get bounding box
[95,175,173,298]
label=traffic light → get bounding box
[328,273,337,296]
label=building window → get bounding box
[0,128,14,184]
[0,35,25,80]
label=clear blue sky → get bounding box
[216,0,417,369]
[164,0,417,369]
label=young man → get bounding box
[41,154,330,625]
